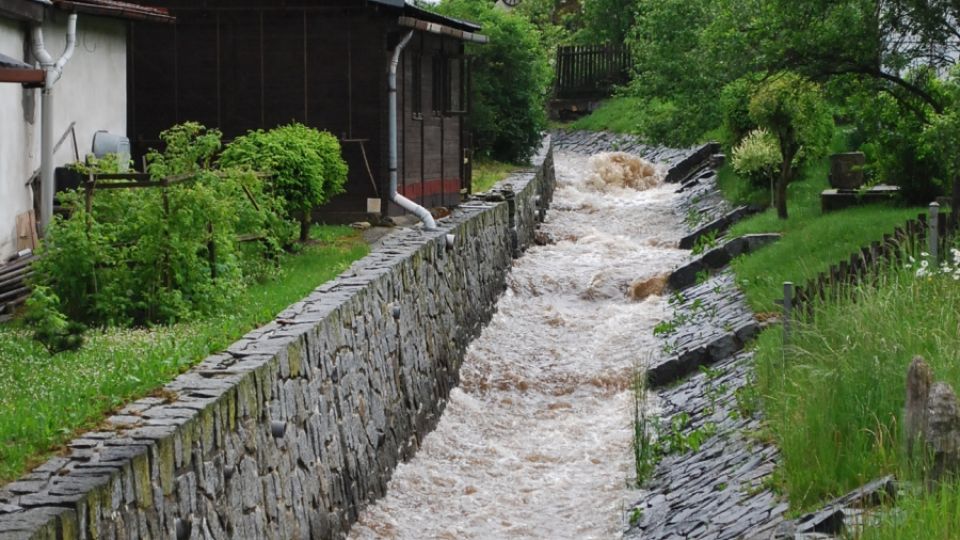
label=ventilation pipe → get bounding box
[388,30,437,230]
[32,13,78,234]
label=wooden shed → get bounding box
[126,0,487,222]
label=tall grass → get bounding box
[754,260,960,511]
[858,482,960,539]
[0,226,368,483]
[472,158,523,193]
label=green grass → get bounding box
[472,158,524,193]
[753,261,960,511]
[858,482,960,539]
[723,157,919,313]
[570,96,648,134]
[0,225,368,482]
[719,145,960,520]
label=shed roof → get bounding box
[51,0,173,23]
[368,0,482,33]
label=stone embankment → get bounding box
[0,143,555,540]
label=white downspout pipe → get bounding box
[388,30,437,230]
[32,13,78,234]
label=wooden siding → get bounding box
[128,0,466,219]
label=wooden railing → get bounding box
[554,43,631,99]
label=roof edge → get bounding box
[368,0,482,33]
[398,16,488,44]
[52,0,174,23]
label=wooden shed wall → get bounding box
[396,31,465,213]
[128,1,468,219]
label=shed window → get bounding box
[445,56,467,115]
[432,55,468,116]
[411,54,423,120]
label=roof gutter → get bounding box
[388,30,436,230]
[52,1,174,23]
[398,16,489,44]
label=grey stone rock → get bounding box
[925,381,960,484]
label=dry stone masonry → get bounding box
[0,142,555,540]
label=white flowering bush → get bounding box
[906,248,960,280]
[731,128,781,189]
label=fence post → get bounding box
[929,202,940,265]
[783,281,793,346]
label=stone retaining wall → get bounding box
[0,142,555,540]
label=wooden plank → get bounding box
[16,211,37,251]
[0,270,32,293]
[0,286,29,303]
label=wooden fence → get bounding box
[791,210,952,316]
[554,43,631,99]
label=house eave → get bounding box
[0,0,50,23]
[52,0,174,23]
[398,16,488,44]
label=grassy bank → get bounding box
[718,142,960,527]
[0,226,368,483]
[723,157,917,313]
[472,158,524,193]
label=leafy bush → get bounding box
[719,74,763,148]
[24,285,85,354]
[436,0,551,163]
[34,123,287,326]
[749,72,832,219]
[731,128,780,195]
[220,123,348,241]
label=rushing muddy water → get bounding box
[348,151,690,540]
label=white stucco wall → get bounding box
[0,18,36,261]
[0,11,126,260]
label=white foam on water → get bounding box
[348,150,689,540]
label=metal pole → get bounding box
[40,87,53,233]
[929,202,940,266]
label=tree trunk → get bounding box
[299,212,310,242]
[951,172,959,233]
[775,168,789,219]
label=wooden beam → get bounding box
[0,68,45,87]
[398,16,488,44]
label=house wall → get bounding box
[0,17,35,260]
[129,4,387,221]
[0,12,126,260]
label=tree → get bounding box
[436,0,551,163]
[748,72,832,219]
[623,0,760,146]
[921,68,960,229]
[758,0,960,113]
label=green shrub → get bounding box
[220,123,348,241]
[719,73,763,148]
[24,285,85,354]
[436,0,551,163]
[34,123,285,326]
[731,128,780,194]
[749,72,832,219]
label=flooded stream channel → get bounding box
[348,150,690,539]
